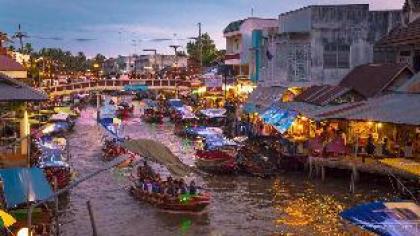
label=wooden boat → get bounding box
[116,102,134,119]
[43,166,72,189]
[129,186,210,212]
[142,109,163,123]
[195,150,237,174]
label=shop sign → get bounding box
[205,76,223,92]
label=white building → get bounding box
[134,54,188,73]
[259,4,401,88]
[224,17,277,80]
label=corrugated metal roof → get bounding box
[339,63,411,98]
[294,85,351,106]
[272,101,322,119]
[247,86,287,108]
[397,72,420,93]
[318,93,420,125]
[0,55,25,71]
[0,73,48,101]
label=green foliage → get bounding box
[186,33,223,67]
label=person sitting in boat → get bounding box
[189,180,197,195]
[166,177,177,197]
[179,179,188,194]
[143,160,155,178]
[136,177,145,189]
[152,179,161,193]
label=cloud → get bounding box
[81,23,171,37]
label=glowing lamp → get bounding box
[17,228,31,236]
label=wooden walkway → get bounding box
[307,156,420,194]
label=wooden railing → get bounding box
[43,79,191,95]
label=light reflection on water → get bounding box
[60,106,389,236]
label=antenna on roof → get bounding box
[251,7,254,17]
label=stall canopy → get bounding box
[260,106,298,134]
[341,201,420,236]
[40,122,70,135]
[144,99,158,108]
[53,107,77,117]
[38,148,69,168]
[246,86,287,109]
[204,134,238,150]
[99,117,123,141]
[200,108,226,118]
[123,84,148,92]
[122,139,191,177]
[316,93,420,126]
[184,126,223,138]
[168,99,183,108]
[177,106,197,119]
[0,168,54,209]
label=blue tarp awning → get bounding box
[243,103,257,114]
[168,99,183,108]
[260,106,297,134]
[123,84,148,92]
[184,126,223,138]
[39,148,69,168]
[341,201,420,236]
[204,134,238,150]
[0,168,54,209]
[99,118,124,141]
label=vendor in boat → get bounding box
[189,180,197,195]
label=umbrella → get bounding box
[122,139,191,177]
[0,210,16,228]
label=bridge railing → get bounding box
[43,79,190,94]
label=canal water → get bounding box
[60,105,394,236]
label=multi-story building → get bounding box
[224,17,277,81]
[259,4,401,87]
[375,0,420,72]
[134,54,188,74]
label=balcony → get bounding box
[225,53,241,65]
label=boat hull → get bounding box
[130,187,210,212]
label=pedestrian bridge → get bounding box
[43,79,191,97]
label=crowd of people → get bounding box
[135,161,197,199]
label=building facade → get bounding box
[259,4,401,87]
[374,0,420,72]
[135,54,188,74]
[224,17,278,81]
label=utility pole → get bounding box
[13,24,28,52]
[198,22,203,74]
[169,45,180,66]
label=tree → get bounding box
[21,43,33,54]
[186,33,221,67]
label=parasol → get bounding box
[0,210,16,228]
[122,139,191,177]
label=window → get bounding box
[323,43,350,69]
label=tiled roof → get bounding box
[376,17,420,46]
[223,20,245,34]
[0,73,48,101]
[339,63,411,98]
[397,71,420,93]
[0,55,25,71]
[294,85,351,106]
